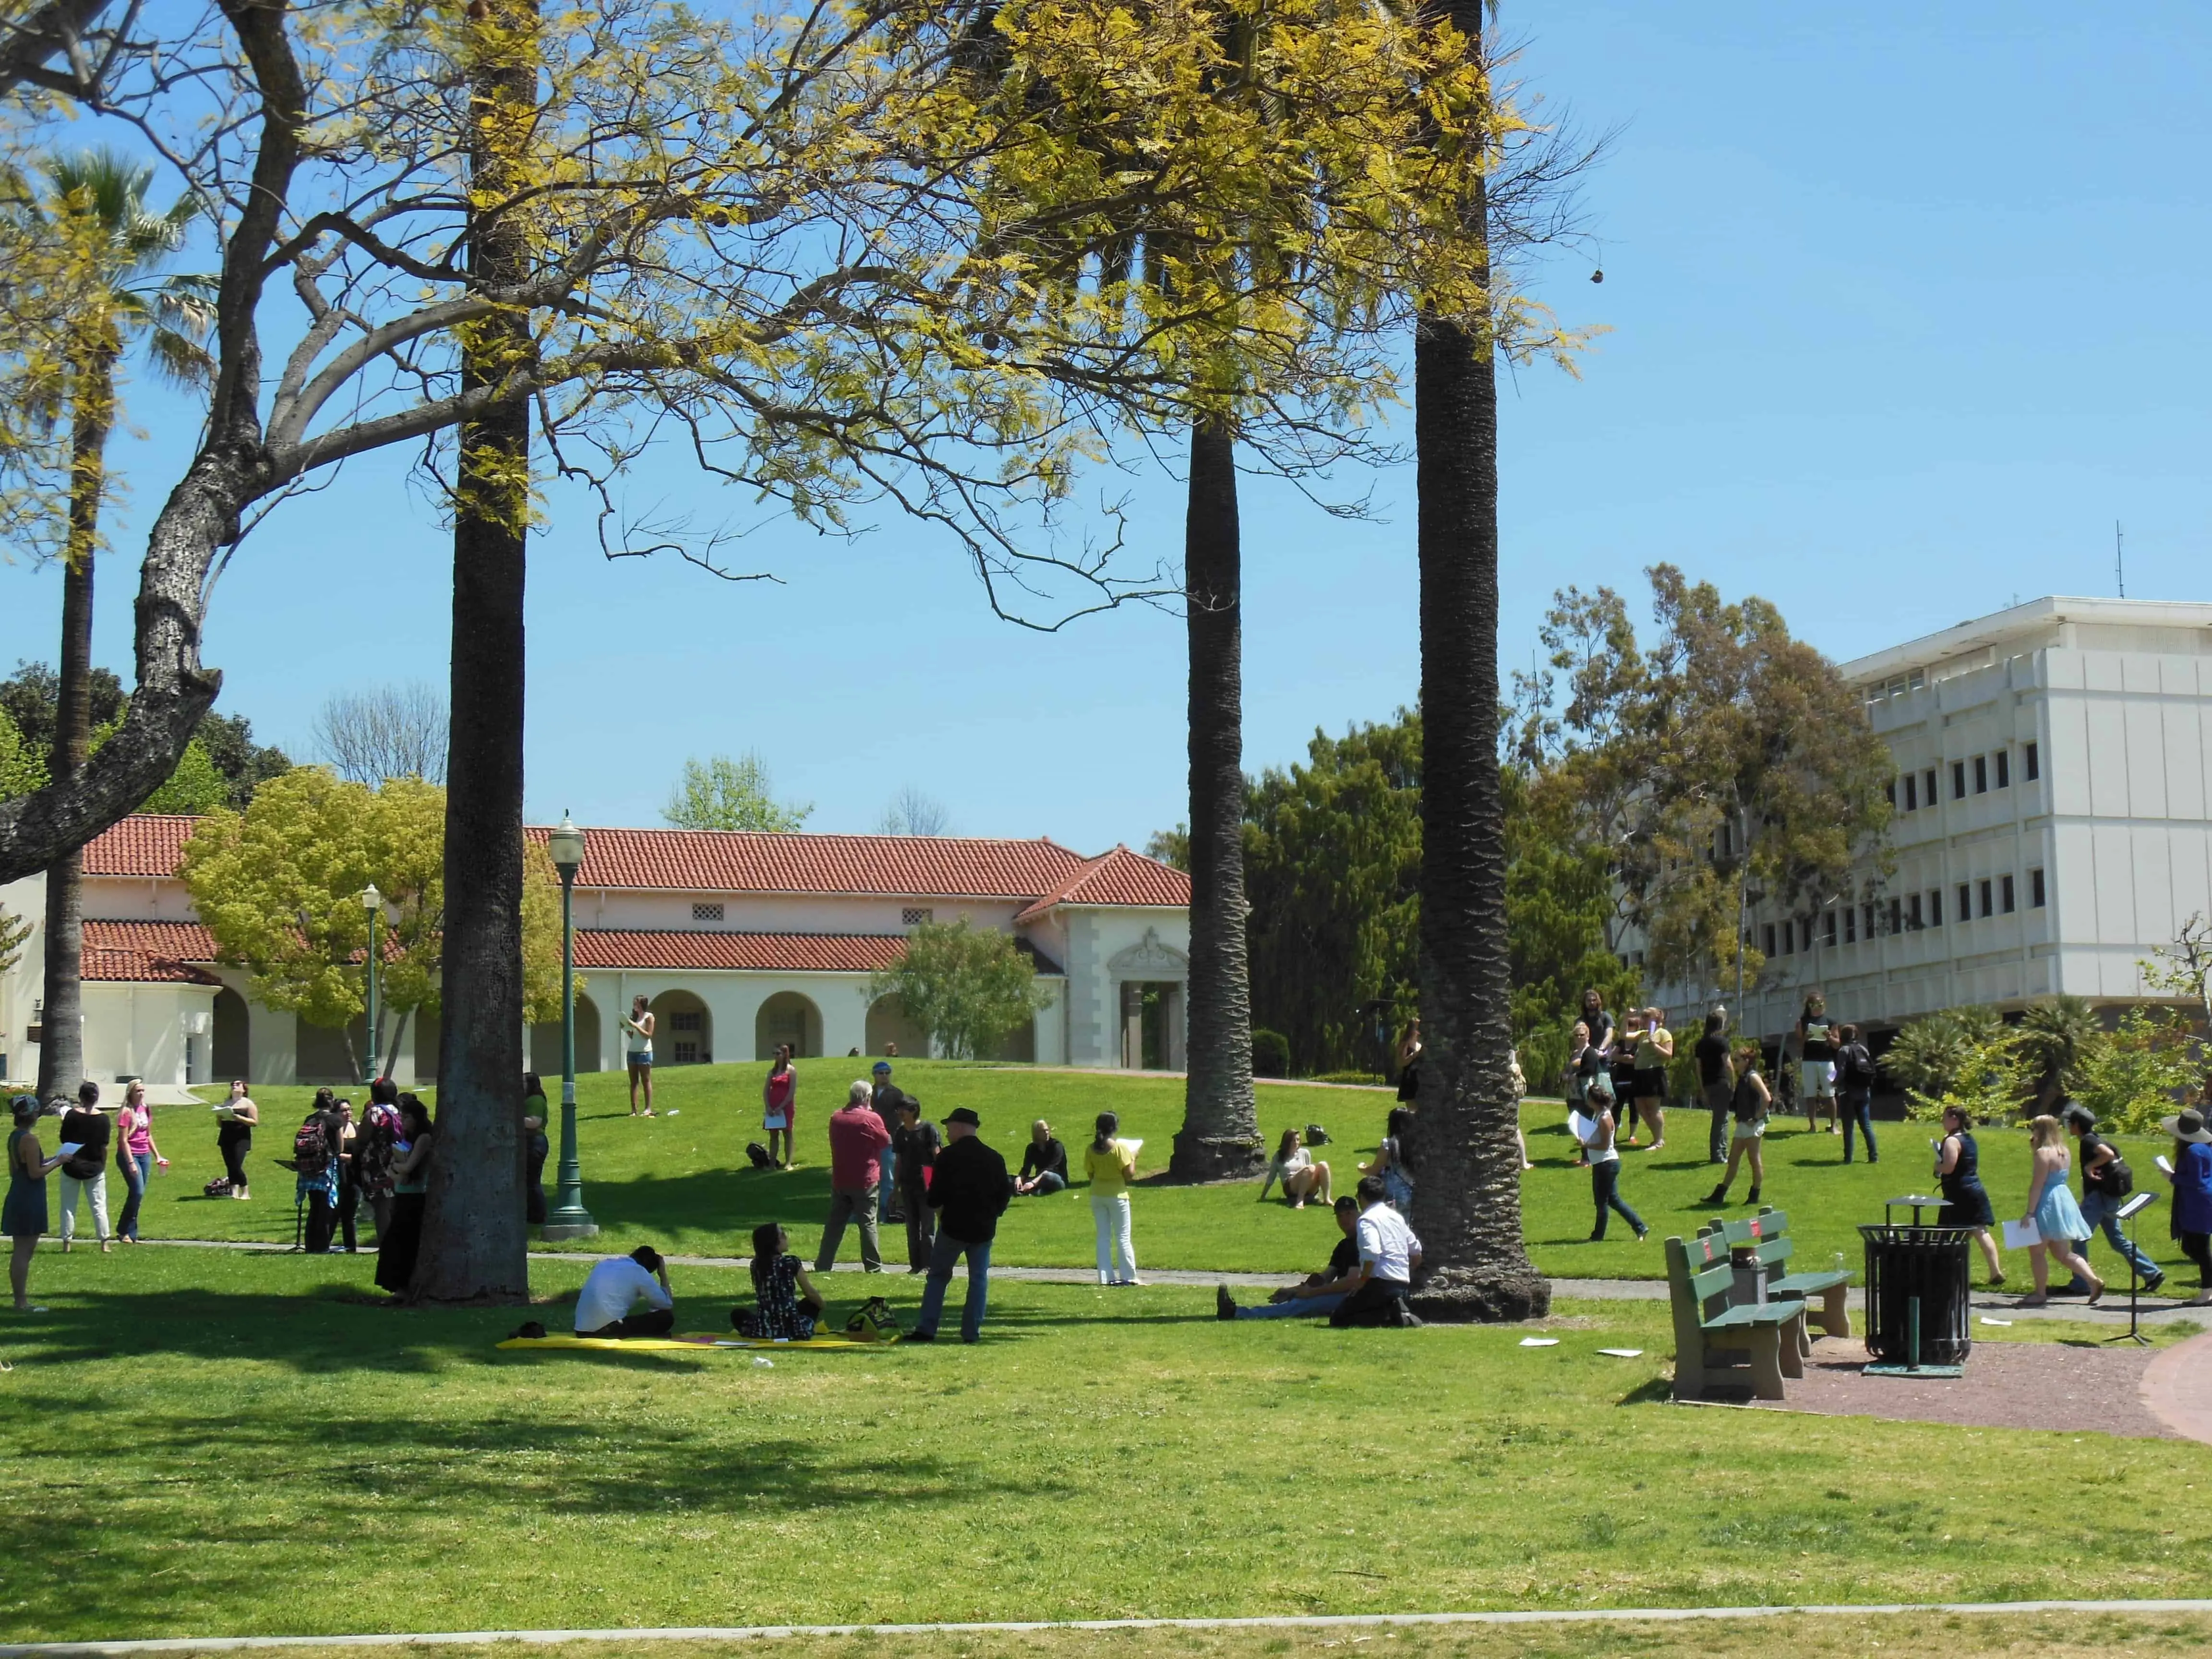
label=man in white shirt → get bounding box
[575,1246,675,1338]
[1330,1176,1424,1328]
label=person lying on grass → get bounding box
[574,1246,675,1339]
[732,1223,827,1340]
[1216,1195,1362,1320]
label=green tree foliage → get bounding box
[662,752,811,834]
[180,770,571,1078]
[2017,994,2101,1112]
[2140,913,2212,1033]
[0,661,285,809]
[0,707,45,799]
[1885,1007,2027,1124]
[867,918,1055,1061]
[133,737,227,814]
[2074,1008,2200,1133]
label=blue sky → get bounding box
[3,1,2207,850]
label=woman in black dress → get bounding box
[1935,1105,2005,1286]
[373,1096,435,1297]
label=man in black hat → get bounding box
[909,1106,1010,1344]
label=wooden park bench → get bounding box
[1665,1230,1806,1401]
[1702,1209,1852,1340]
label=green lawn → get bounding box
[2,1246,2209,1643]
[135,1062,2206,1287]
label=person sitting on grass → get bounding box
[733,1223,826,1339]
[574,1245,675,1338]
[1260,1127,1332,1208]
[1329,1175,1423,1328]
[1704,1042,1769,1209]
[1217,1195,1363,1320]
[1014,1120,1069,1195]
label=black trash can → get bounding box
[1858,1223,1973,1366]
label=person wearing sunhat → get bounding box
[909,1106,1010,1344]
[2158,1107,2212,1306]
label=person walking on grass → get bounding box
[2058,1104,2161,1294]
[373,1096,435,1297]
[733,1223,826,1339]
[1796,994,1839,1134]
[1705,1043,1770,1208]
[1085,1110,1141,1286]
[1578,1076,1647,1244]
[2157,1109,2212,1306]
[1329,1174,1423,1328]
[1836,1024,1879,1165]
[1695,1008,1732,1164]
[1935,1106,2004,1286]
[2017,1114,2103,1308]
[894,1095,942,1273]
[113,1080,167,1244]
[575,1246,676,1338]
[1014,1120,1068,1195]
[816,1080,890,1274]
[8,1094,68,1312]
[909,1107,1011,1344]
[1630,1007,1671,1151]
[1217,1195,1365,1320]
[213,1078,258,1199]
[762,1045,797,1168]
[58,1081,113,1254]
[622,995,656,1116]
[1260,1127,1332,1208]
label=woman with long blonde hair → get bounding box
[2019,1113,2102,1307]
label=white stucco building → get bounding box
[1678,596,2212,1045]
[0,817,1190,1089]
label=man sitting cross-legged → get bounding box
[1328,1175,1424,1328]
[574,1246,676,1338]
[1216,1195,1363,1320]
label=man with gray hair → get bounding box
[816,1079,891,1274]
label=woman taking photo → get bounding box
[762,1045,797,1167]
[2018,1113,2102,1307]
[7,1094,67,1311]
[373,1095,436,1297]
[622,996,656,1116]
[1705,1043,1770,1207]
[1260,1128,1332,1209]
[113,1079,167,1244]
[213,1079,258,1200]
[1934,1106,2004,1286]
[1084,1111,1141,1286]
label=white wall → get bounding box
[577,890,1026,935]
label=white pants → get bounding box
[59,1169,110,1242]
[1091,1192,1136,1284]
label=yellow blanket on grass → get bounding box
[497,1331,894,1353]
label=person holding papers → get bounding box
[575,1246,676,1338]
[2158,1108,2212,1305]
[2016,1114,2102,1308]
[7,1094,68,1311]
[1934,1106,2005,1287]
[1085,1111,1142,1286]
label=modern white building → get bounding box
[1684,596,2212,1046]
[0,817,1191,1090]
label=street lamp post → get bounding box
[543,813,598,1238]
[361,884,383,1086]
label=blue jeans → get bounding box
[1590,1159,1644,1240]
[878,1142,900,1221]
[917,1230,992,1342]
[2068,1189,2160,1287]
[1841,1092,1877,1163]
[1236,1290,1348,1320]
[116,1152,153,1240]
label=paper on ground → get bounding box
[1979,1317,2013,1327]
[1518,1337,1560,1347]
[1596,1347,1644,1358]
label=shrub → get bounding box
[2074,1007,2199,1133]
[1250,1028,1290,1079]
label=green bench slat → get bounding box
[1700,1304,1800,1331]
[1769,1270,1850,1295]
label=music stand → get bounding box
[2107,1190,2159,1346]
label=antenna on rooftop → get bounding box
[2116,520,2125,598]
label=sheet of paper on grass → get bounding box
[1596,1348,1644,1358]
[1979,1317,2013,1327]
[1518,1337,1559,1347]
[2001,1218,2043,1250]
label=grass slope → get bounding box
[118,1062,2205,1285]
[1,1248,2209,1642]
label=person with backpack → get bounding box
[2060,1104,2161,1294]
[57,1081,114,1254]
[354,1079,401,1243]
[294,1092,345,1253]
[1835,1024,1880,1165]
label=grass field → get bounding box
[2,1245,2210,1643]
[117,1060,2210,1286]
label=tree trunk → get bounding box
[1405,0,1546,1322]
[1170,414,1262,1182]
[409,0,537,1305]
[36,357,114,1101]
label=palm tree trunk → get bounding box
[1171,414,1262,1182]
[36,354,114,1101]
[1406,0,1546,1322]
[409,0,537,1304]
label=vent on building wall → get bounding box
[902,907,933,926]
[692,902,725,923]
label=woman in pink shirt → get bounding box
[114,1080,168,1243]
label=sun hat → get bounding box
[2160,1108,2212,1145]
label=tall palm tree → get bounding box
[1406,0,1547,1321]
[19,149,211,1101]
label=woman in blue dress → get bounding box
[7,1094,67,1312]
[2019,1113,2102,1306]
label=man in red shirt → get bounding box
[815,1079,892,1273]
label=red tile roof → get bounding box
[82,815,200,877]
[1013,844,1191,923]
[80,920,222,985]
[574,929,910,974]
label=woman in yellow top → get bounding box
[1083,1111,1141,1286]
[1630,1006,1673,1151]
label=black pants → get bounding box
[336,1172,361,1252]
[580,1308,675,1339]
[304,1190,339,1253]
[903,1190,936,1270]
[2179,1229,2212,1289]
[218,1127,251,1189]
[526,1160,547,1225]
[1329,1276,1414,1328]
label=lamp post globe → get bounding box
[544,813,597,1238]
[360,884,383,1086]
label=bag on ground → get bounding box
[845,1295,901,1339]
[745,1142,774,1169]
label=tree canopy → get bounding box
[662,752,811,834]
[867,917,1054,1061]
[0,660,287,809]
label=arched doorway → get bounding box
[649,989,712,1065]
[755,991,821,1059]
[530,991,603,1077]
[865,995,929,1059]
[212,987,250,1081]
